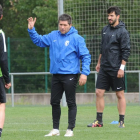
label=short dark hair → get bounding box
[58,14,72,25]
[107,6,120,16]
[0,4,3,18]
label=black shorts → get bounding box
[96,68,125,91]
[0,77,6,103]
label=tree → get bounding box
[1,0,58,93]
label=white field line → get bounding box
[4,129,85,132]
[5,123,48,124]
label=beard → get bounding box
[108,18,117,25]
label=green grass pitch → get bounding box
[3,105,140,140]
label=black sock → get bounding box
[96,112,103,122]
[119,115,125,122]
[0,128,2,137]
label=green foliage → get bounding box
[32,0,58,34]
[126,73,139,92]
[9,38,52,93]
[0,0,57,93]
[1,0,58,37]
[0,0,140,93]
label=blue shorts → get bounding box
[0,77,6,103]
[96,68,125,91]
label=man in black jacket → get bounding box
[87,6,130,128]
[0,4,11,138]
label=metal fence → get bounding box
[6,37,140,93]
[64,0,140,71]
[9,71,140,107]
[5,0,140,93]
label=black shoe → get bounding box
[118,121,125,128]
[87,120,103,127]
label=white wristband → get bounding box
[120,64,125,71]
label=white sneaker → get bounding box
[44,129,60,137]
[64,129,74,137]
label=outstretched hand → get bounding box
[27,17,36,29]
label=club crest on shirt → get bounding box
[65,40,69,46]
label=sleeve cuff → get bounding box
[27,27,35,32]
[81,72,89,76]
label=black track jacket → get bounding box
[0,29,10,83]
[100,21,130,71]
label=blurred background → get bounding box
[0,0,140,95]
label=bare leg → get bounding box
[96,89,105,112]
[0,103,5,129]
[116,90,126,115]
[87,89,105,127]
